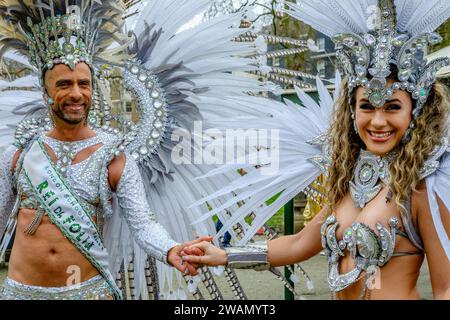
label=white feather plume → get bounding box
[191,74,340,245]
[284,0,450,37]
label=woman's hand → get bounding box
[181,241,228,267]
[167,236,213,275]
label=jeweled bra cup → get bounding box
[321,214,400,293]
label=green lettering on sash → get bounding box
[48,197,59,206]
[53,207,64,218]
[63,215,75,224]
[69,224,81,233]
[84,242,94,251]
[76,231,86,241]
[43,191,55,201]
[25,141,121,299]
[37,181,48,193]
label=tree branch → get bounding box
[250,12,272,23]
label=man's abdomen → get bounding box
[7,208,99,287]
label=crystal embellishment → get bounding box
[330,0,450,118]
[350,150,395,208]
[130,65,139,74]
[122,61,168,162]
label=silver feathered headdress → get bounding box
[286,0,450,118]
[0,0,129,77]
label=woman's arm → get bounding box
[267,207,326,267]
[415,186,450,299]
[182,206,326,268]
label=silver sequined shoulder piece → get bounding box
[17,129,121,207]
[39,129,119,153]
[95,129,121,148]
[307,133,332,175]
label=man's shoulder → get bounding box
[96,129,122,147]
[0,145,21,171]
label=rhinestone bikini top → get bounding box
[321,213,419,294]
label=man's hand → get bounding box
[181,241,228,267]
[167,236,213,276]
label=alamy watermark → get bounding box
[366,265,382,290]
[66,264,82,288]
[171,121,280,176]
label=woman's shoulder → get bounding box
[411,175,448,224]
[414,179,427,193]
[413,149,450,203]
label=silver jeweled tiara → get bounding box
[286,0,450,119]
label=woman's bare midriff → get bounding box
[335,251,423,299]
[332,188,424,300]
[7,208,99,287]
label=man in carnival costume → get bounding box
[182,0,450,300]
[0,0,288,299]
[0,0,310,300]
[0,0,226,300]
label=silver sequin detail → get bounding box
[0,275,114,300]
[16,131,116,211]
[0,146,17,237]
[321,214,399,293]
[116,155,179,263]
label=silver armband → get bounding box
[225,241,270,271]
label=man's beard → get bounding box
[52,104,90,125]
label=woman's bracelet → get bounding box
[224,241,270,271]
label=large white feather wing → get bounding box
[284,0,450,37]
[426,150,450,261]
[191,75,340,245]
[111,0,275,299]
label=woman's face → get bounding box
[354,81,413,156]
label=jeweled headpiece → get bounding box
[26,7,90,72]
[0,0,128,78]
[286,0,450,118]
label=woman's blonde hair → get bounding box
[325,79,449,214]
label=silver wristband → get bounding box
[225,241,270,271]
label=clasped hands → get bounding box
[167,236,228,276]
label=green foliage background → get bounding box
[432,22,450,52]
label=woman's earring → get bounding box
[47,97,54,105]
[401,121,415,144]
[351,111,359,135]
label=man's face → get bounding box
[44,62,93,125]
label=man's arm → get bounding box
[107,153,203,275]
[0,146,19,239]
